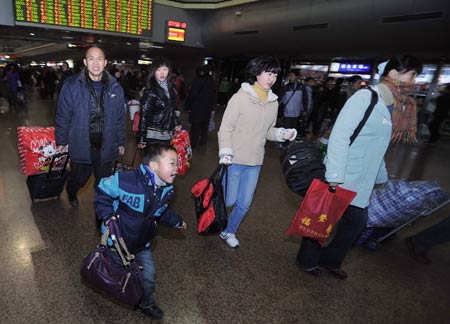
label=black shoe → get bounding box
[137,303,164,321]
[405,238,431,265]
[326,268,348,279]
[67,192,79,208]
[69,198,79,208]
[301,267,322,277]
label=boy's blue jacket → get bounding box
[95,164,182,253]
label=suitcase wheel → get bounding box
[367,240,379,251]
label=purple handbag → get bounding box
[80,218,144,305]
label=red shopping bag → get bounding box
[285,179,357,246]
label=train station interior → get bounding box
[1,1,450,323]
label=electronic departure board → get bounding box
[14,0,153,35]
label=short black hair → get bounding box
[85,44,106,58]
[142,143,177,165]
[305,77,314,83]
[335,77,344,86]
[381,54,423,76]
[347,75,363,84]
[244,56,281,85]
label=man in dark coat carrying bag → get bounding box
[55,45,126,208]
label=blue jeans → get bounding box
[111,248,156,306]
[223,163,261,234]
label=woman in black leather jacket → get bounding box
[137,57,180,148]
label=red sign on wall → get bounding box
[166,20,186,42]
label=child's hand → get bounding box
[177,221,187,230]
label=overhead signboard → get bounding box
[166,20,186,42]
[14,0,153,36]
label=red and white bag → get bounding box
[132,111,140,132]
[128,99,140,121]
[17,126,66,176]
[170,129,192,175]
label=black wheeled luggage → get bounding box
[26,153,70,202]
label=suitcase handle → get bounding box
[47,152,70,179]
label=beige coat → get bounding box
[218,83,284,166]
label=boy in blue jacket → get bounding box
[95,143,186,320]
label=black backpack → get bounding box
[281,87,378,196]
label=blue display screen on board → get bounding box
[338,63,371,73]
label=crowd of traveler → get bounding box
[5,46,448,320]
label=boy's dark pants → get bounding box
[297,205,368,270]
[111,248,156,306]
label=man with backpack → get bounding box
[278,70,308,141]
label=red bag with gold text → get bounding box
[285,179,357,246]
[170,129,192,175]
[17,126,66,176]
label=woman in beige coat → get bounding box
[218,56,297,248]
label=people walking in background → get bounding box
[297,54,423,278]
[172,69,187,110]
[303,77,315,135]
[5,64,20,109]
[95,143,186,321]
[329,77,346,119]
[55,45,126,208]
[428,84,450,143]
[218,76,231,107]
[42,66,57,100]
[137,57,180,149]
[185,66,217,148]
[217,56,297,248]
[230,77,241,97]
[310,77,334,137]
[57,61,72,95]
[346,75,364,98]
[278,70,307,136]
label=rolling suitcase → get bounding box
[26,153,70,202]
[356,180,450,250]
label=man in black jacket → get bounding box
[185,66,217,148]
[55,45,126,208]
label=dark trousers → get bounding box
[297,205,368,270]
[284,116,299,130]
[145,138,170,146]
[190,121,208,148]
[428,114,446,142]
[66,148,114,199]
[410,216,450,253]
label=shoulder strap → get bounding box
[282,82,299,106]
[349,87,378,145]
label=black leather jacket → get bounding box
[137,82,180,143]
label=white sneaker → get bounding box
[219,232,240,248]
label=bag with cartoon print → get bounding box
[17,126,67,176]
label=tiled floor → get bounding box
[1,88,449,324]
